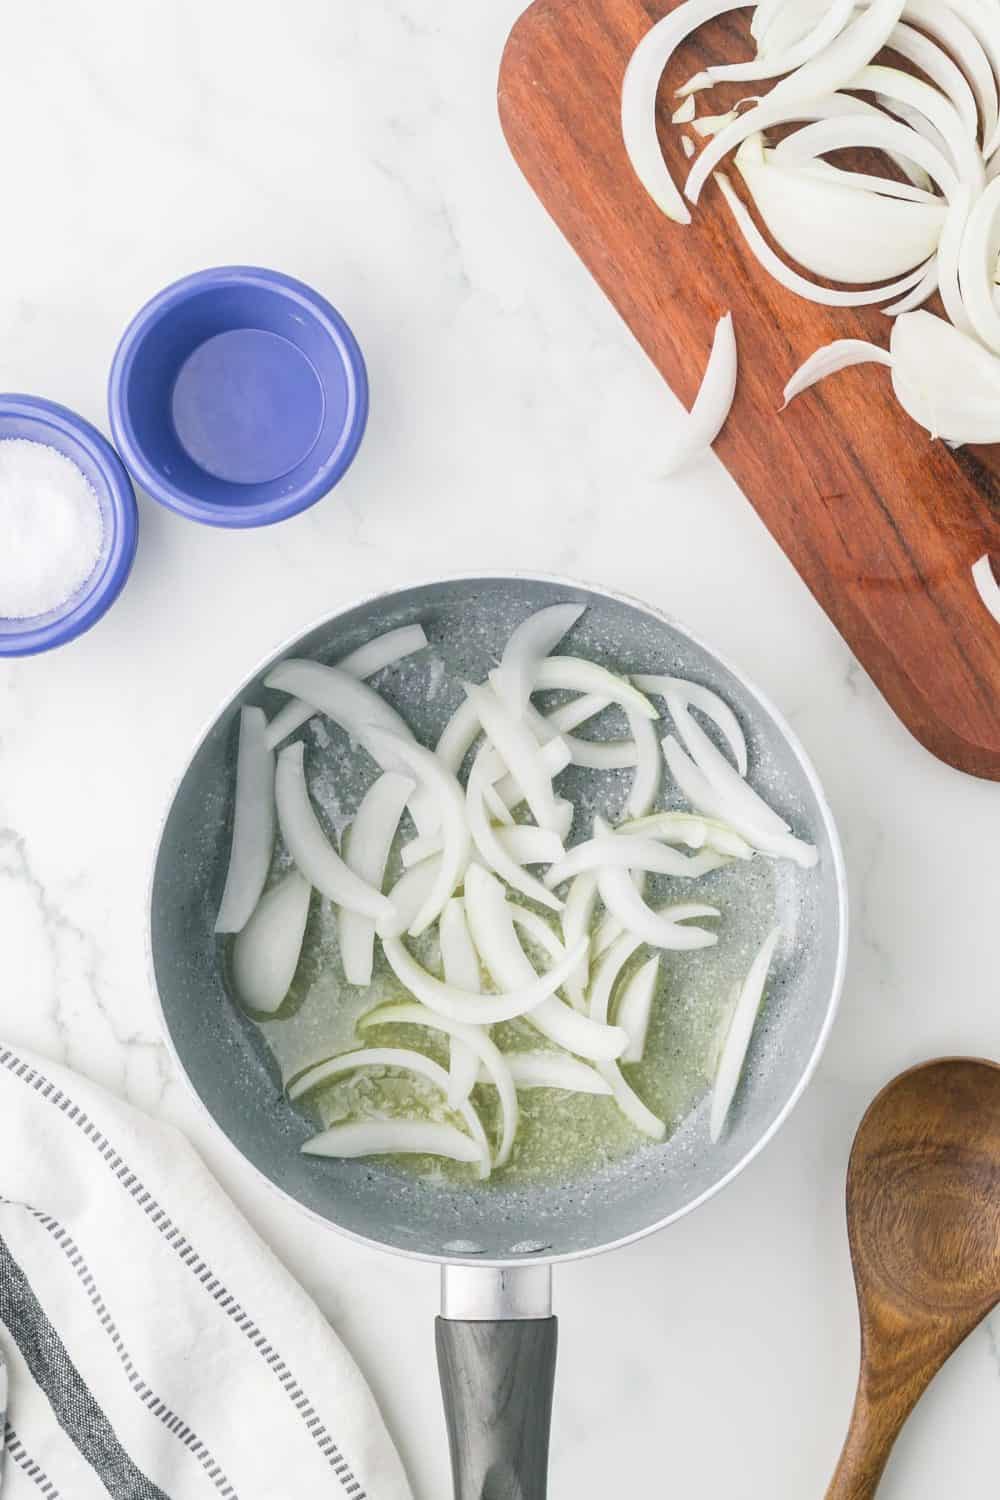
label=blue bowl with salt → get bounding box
[0,396,138,658]
[108,266,368,528]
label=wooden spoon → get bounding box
[827,1058,1000,1499]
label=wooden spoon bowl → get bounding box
[827,1059,1000,1499]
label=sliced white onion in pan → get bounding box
[710,924,783,1142]
[492,602,585,716]
[339,772,414,986]
[545,826,727,888]
[289,1046,490,1178]
[379,857,443,939]
[507,904,568,966]
[662,734,818,867]
[364,727,470,936]
[265,625,428,750]
[684,0,911,207]
[436,697,481,775]
[561,871,599,1010]
[492,735,572,813]
[215,706,275,934]
[466,747,564,912]
[621,811,753,858]
[464,682,564,831]
[439,898,484,1108]
[382,933,587,1027]
[634,674,747,774]
[558,735,639,771]
[476,1053,612,1095]
[664,312,738,476]
[667,696,789,835]
[276,743,394,920]
[302,1119,484,1167]
[713,173,932,309]
[532,657,658,720]
[972,556,1000,625]
[544,692,612,735]
[617,955,661,1065]
[587,932,666,1138]
[232,871,311,1014]
[464,866,627,1061]
[361,1001,519,1165]
[626,707,662,816]
[598,864,720,951]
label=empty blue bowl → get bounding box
[0,396,138,658]
[108,267,369,528]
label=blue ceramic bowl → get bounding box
[0,396,139,658]
[108,267,369,528]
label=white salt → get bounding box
[0,439,104,619]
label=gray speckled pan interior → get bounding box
[150,575,846,1265]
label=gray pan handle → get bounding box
[436,1266,557,1500]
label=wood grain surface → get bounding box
[498,2,1000,779]
[826,1058,1000,1498]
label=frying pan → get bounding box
[149,573,848,1499]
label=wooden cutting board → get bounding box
[498,0,1000,780]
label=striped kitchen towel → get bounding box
[0,1043,413,1500]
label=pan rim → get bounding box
[147,569,849,1268]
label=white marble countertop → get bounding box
[1,3,998,1496]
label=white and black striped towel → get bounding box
[0,1043,413,1500]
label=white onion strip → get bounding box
[664,312,738,476]
[340,772,414,986]
[492,602,584,715]
[617,955,661,1065]
[302,1119,483,1167]
[265,625,428,750]
[215,706,276,934]
[532,657,657,719]
[561,872,598,1010]
[466,748,564,912]
[382,934,587,1027]
[476,1053,612,1095]
[634,674,747,773]
[598,866,720,951]
[289,1046,490,1178]
[711,925,783,1141]
[588,933,666,1138]
[782,340,894,408]
[464,866,627,1061]
[275,743,394,920]
[361,1001,519,1165]
[622,811,753,858]
[232,871,310,1014]
[545,826,727,888]
[364,727,470,936]
[464,682,564,831]
[668,696,789,835]
[439,898,484,1108]
[663,734,817,867]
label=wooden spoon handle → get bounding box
[825,1385,911,1500]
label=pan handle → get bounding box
[436,1265,557,1500]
